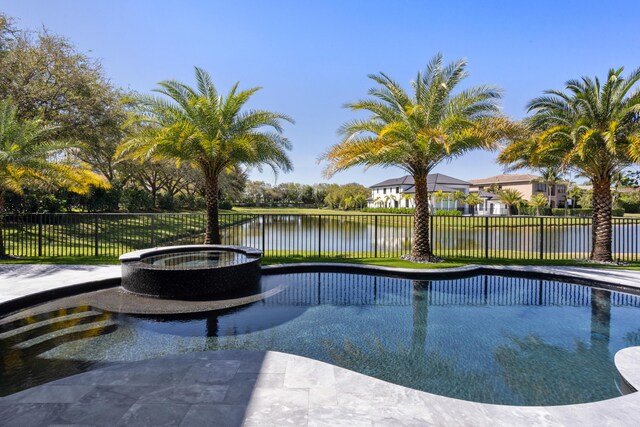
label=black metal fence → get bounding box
[1,213,639,261]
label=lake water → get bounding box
[220,215,640,259]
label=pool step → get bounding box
[0,313,112,345]
[0,308,118,357]
[0,305,97,334]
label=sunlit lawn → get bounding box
[2,254,639,271]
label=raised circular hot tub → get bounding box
[119,245,262,300]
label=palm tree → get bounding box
[322,55,519,261]
[401,193,414,208]
[0,98,108,257]
[538,166,563,199]
[464,192,484,216]
[529,193,549,216]
[498,189,523,216]
[498,67,640,261]
[118,67,293,243]
[451,190,466,212]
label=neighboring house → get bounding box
[469,174,567,208]
[368,173,471,213]
[471,190,510,216]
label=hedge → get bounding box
[434,209,462,216]
[550,208,625,217]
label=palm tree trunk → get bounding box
[203,173,221,244]
[411,174,433,261]
[591,178,613,262]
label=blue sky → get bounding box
[2,0,640,186]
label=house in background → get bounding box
[469,174,567,209]
[470,189,509,216]
[368,173,472,213]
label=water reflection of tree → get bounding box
[494,288,616,405]
[322,280,502,403]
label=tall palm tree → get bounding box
[537,166,563,202]
[498,67,640,261]
[498,188,523,216]
[0,98,108,257]
[322,54,519,261]
[118,67,293,244]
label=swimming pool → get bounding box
[1,271,639,405]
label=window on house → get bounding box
[396,187,400,193]
[383,188,386,194]
[535,183,546,192]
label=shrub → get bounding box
[219,199,233,210]
[612,207,625,217]
[518,206,551,216]
[158,193,175,210]
[551,208,594,217]
[434,209,462,216]
[618,193,640,213]
[175,194,206,210]
[3,189,67,213]
[121,187,154,212]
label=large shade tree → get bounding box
[322,54,519,261]
[0,98,108,257]
[0,14,128,183]
[118,67,293,243]
[498,67,640,261]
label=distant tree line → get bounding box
[237,181,369,210]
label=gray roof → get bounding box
[472,190,499,199]
[403,183,458,194]
[370,173,470,188]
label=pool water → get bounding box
[1,272,639,405]
[139,250,250,269]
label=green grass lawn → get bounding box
[2,254,638,271]
[261,255,640,270]
[1,211,248,258]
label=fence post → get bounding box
[317,215,322,258]
[38,214,43,257]
[94,215,99,257]
[374,215,378,258]
[539,216,544,259]
[484,216,489,259]
[150,215,156,247]
[430,215,434,255]
[261,215,266,252]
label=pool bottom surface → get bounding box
[1,272,640,406]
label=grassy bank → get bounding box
[2,254,639,271]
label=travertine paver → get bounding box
[0,349,638,426]
[0,264,120,305]
[1,263,640,426]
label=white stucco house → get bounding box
[471,190,510,216]
[367,173,511,215]
[368,174,472,213]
